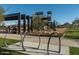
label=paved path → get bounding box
[0,33,79,55]
[0,33,79,47]
[2,41,69,55]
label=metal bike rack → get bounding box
[2,30,61,55]
[3,32,26,51]
[21,32,62,55]
[20,32,42,50]
[47,34,61,55]
[20,33,26,51]
[3,33,8,47]
[37,36,41,49]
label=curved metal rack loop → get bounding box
[20,31,42,50]
[19,32,26,51]
[47,32,62,55]
[3,32,8,47]
[37,36,41,49]
[2,27,8,47]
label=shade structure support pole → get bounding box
[18,13,25,51]
[18,13,21,34]
[23,14,26,34]
[30,17,33,32]
[27,16,30,33]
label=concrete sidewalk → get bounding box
[2,40,69,55]
[0,33,79,47]
[1,33,78,55]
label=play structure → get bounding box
[1,11,65,55]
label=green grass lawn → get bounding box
[70,47,79,55]
[0,38,27,55]
[64,28,79,39]
[64,31,79,39]
[0,48,26,55]
[0,38,20,47]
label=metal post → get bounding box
[8,26,10,33]
[19,14,26,51]
[47,35,51,55]
[23,14,26,34]
[3,32,8,47]
[21,37,26,51]
[59,37,61,53]
[27,16,30,33]
[30,17,33,32]
[18,13,21,34]
[38,36,41,49]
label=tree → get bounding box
[60,22,72,28]
[72,18,79,29]
[72,18,79,24]
[0,6,5,25]
[32,15,45,31]
[51,20,57,31]
[0,7,5,20]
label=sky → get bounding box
[0,4,79,25]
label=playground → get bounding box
[0,26,78,55]
[0,11,67,55]
[0,4,79,55]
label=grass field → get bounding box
[0,38,26,55]
[70,47,79,55]
[0,38,20,47]
[0,48,26,55]
[64,28,79,39]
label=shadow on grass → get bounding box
[0,48,27,55]
[0,38,27,55]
